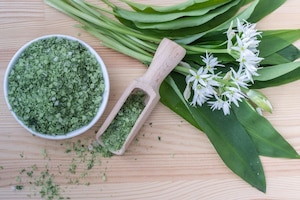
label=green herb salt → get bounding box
[7,36,105,135]
[15,164,66,200]
[36,169,64,200]
[101,90,146,151]
[15,185,24,190]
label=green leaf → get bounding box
[247,0,286,23]
[113,0,231,23]
[277,44,300,62]
[176,0,259,44]
[254,61,300,81]
[261,44,300,65]
[233,101,300,158]
[167,1,242,40]
[252,67,300,89]
[121,0,230,13]
[133,0,240,30]
[261,53,292,65]
[192,104,266,192]
[160,76,200,129]
[160,73,266,192]
[259,29,300,58]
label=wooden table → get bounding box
[1,0,300,199]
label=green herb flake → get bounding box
[102,173,107,182]
[27,171,34,177]
[36,170,64,200]
[65,148,72,154]
[69,160,77,174]
[42,148,49,159]
[81,171,88,178]
[62,139,113,182]
[0,166,3,170]
[31,164,38,171]
[134,138,139,144]
[101,90,146,151]
[15,176,21,183]
[15,185,24,190]
[92,141,113,158]
[7,36,105,135]
[87,157,94,170]
[20,168,26,174]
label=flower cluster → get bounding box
[227,19,263,82]
[184,19,267,115]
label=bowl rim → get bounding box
[3,34,110,140]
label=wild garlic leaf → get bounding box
[113,0,232,23]
[160,74,266,192]
[247,0,286,23]
[175,0,257,44]
[120,0,226,13]
[259,29,300,58]
[233,101,300,158]
[133,0,240,30]
[252,68,300,89]
[254,62,300,82]
[261,44,300,65]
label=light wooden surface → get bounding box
[0,0,300,199]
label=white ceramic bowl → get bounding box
[4,34,110,140]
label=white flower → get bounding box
[222,86,244,107]
[237,51,262,81]
[189,68,210,89]
[230,68,249,89]
[228,19,263,82]
[208,98,231,115]
[242,36,261,54]
[201,51,224,73]
[190,84,212,106]
[183,83,192,101]
[231,35,253,55]
[237,19,261,41]
[184,19,264,116]
[184,67,217,107]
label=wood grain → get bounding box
[1,0,300,199]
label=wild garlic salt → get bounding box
[101,90,146,151]
[7,36,105,135]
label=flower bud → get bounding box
[246,89,273,113]
[223,70,232,81]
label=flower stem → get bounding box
[173,65,191,76]
[182,45,228,54]
[45,0,161,42]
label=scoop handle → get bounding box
[141,38,186,91]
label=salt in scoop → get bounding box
[96,38,186,155]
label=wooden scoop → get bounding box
[96,38,186,155]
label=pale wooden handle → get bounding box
[141,38,186,90]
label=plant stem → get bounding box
[45,0,161,42]
[173,65,191,76]
[183,44,228,54]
